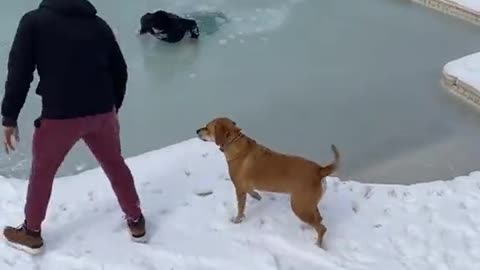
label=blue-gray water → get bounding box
[1,0,480,184]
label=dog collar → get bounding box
[219,133,244,152]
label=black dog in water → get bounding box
[139,10,200,43]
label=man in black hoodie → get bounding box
[2,0,146,254]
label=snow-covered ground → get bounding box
[444,51,480,92]
[2,138,480,270]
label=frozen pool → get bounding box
[1,0,480,184]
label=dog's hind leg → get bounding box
[312,207,327,247]
[248,190,262,201]
[291,194,327,248]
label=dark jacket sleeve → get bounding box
[107,29,128,112]
[1,13,36,127]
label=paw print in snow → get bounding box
[219,173,230,181]
[201,152,209,158]
[388,189,397,198]
[259,218,266,227]
[402,191,416,202]
[363,186,374,200]
[184,170,192,177]
[87,191,94,202]
[59,203,67,211]
[351,201,359,214]
[159,209,170,215]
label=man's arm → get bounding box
[1,13,36,127]
[188,21,200,39]
[108,30,128,112]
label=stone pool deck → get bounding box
[412,0,480,25]
[442,52,480,107]
[417,0,480,108]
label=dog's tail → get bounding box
[318,144,340,178]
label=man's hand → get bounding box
[4,126,19,154]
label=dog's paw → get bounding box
[316,239,327,250]
[249,191,262,201]
[231,215,245,224]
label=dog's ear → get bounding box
[214,122,229,146]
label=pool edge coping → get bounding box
[441,68,480,110]
[411,0,480,26]
[414,0,480,109]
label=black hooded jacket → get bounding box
[1,0,128,127]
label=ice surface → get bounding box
[2,0,480,185]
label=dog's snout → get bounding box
[196,128,201,134]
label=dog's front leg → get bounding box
[232,188,247,224]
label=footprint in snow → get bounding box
[152,188,163,194]
[435,190,445,197]
[388,189,397,198]
[59,203,67,211]
[159,208,170,215]
[351,201,359,214]
[402,191,416,202]
[218,173,230,181]
[87,191,94,202]
[363,186,374,200]
[195,190,214,197]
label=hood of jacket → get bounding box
[39,0,97,17]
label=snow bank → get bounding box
[2,138,480,269]
[443,52,480,106]
[412,0,480,25]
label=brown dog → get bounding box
[196,117,340,247]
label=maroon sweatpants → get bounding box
[24,111,142,231]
